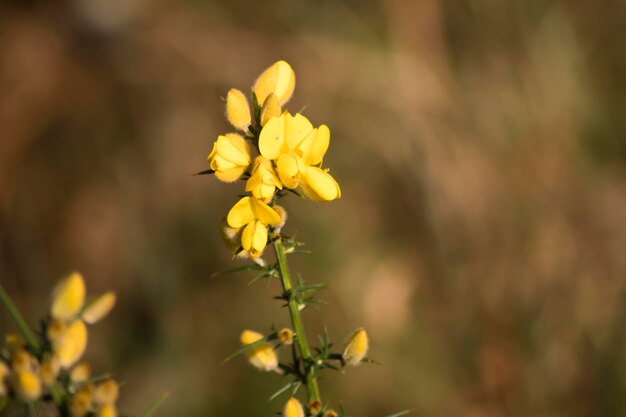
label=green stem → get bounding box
[273,239,321,403]
[0,284,41,353]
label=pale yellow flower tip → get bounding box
[208,133,252,183]
[342,327,369,366]
[96,405,118,417]
[0,361,9,397]
[254,60,296,106]
[260,93,281,126]
[226,88,251,131]
[93,380,119,406]
[240,330,278,372]
[55,320,88,368]
[82,292,116,324]
[283,397,305,417]
[70,361,91,383]
[13,370,42,402]
[51,271,86,320]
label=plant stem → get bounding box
[0,284,41,353]
[273,238,321,403]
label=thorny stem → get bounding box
[273,238,321,403]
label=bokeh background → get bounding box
[2,0,626,416]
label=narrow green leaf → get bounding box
[268,381,297,401]
[212,263,269,277]
[222,333,277,363]
[0,285,41,353]
[139,391,171,417]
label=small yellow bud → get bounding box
[47,319,68,344]
[40,356,60,385]
[260,93,281,126]
[93,380,119,406]
[0,361,9,397]
[55,320,88,368]
[278,328,294,345]
[342,327,369,366]
[12,349,38,373]
[240,330,278,372]
[307,400,322,415]
[254,60,296,106]
[225,88,251,131]
[82,292,116,324]
[283,397,304,417]
[5,333,25,354]
[13,370,42,402]
[70,362,91,383]
[51,271,86,320]
[208,133,252,183]
[96,405,118,417]
[324,409,338,417]
[70,388,93,417]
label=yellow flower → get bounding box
[259,113,340,201]
[254,60,296,106]
[82,292,116,324]
[260,93,281,126]
[40,356,60,385]
[245,157,283,202]
[283,397,304,417]
[55,320,88,368]
[226,197,281,257]
[70,362,91,383]
[11,349,38,373]
[240,330,278,372]
[5,333,25,354]
[51,272,86,320]
[13,370,42,402]
[0,361,9,397]
[342,327,369,366]
[93,380,119,406]
[96,405,118,417]
[70,388,92,417]
[225,88,251,131]
[208,133,252,182]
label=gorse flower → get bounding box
[206,60,341,258]
[240,330,278,372]
[283,397,305,417]
[342,328,369,366]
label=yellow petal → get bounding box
[216,134,251,167]
[227,197,255,228]
[215,166,247,183]
[13,370,42,402]
[51,272,86,320]
[284,113,314,150]
[342,327,369,366]
[253,60,296,106]
[259,114,287,160]
[70,362,91,383]
[250,198,281,225]
[260,93,281,126]
[70,389,92,417]
[93,380,119,406]
[240,330,279,371]
[241,221,267,258]
[55,320,88,368]
[300,167,341,202]
[276,153,300,189]
[96,405,118,417]
[82,292,116,324]
[225,88,251,130]
[299,124,330,166]
[284,397,304,417]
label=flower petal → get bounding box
[227,197,255,228]
[253,60,296,106]
[300,167,341,202]
[226,88,251,130]
[299,124,330,166]
[51,272,86,320]
[259,115,287,160]
[250,198,281,225]
[284,113,314,150]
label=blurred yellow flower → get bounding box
[70,362,91,383]
[40,356,60,385]
[0,361,9,397]
[227,197,281,257]
[70,388,92,417]
[208,133,252,183]
[254,60,295,106]
[240,330,278,372]
[82,292,116,324]
[13,370,42,402]
[93,380,119,406]
[51,272,86,320]
[342,327,369,366]
[246,157,283,202]
[283,397,304,417]
[96,405,118,417]
[226,88,251,131]
[55,320,88,368]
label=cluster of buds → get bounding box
[0,272,121,417]
[208,60,341,258]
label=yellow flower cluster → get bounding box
[208,60,341,258]
[0,272,120,417]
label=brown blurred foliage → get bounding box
[1,0,626,416]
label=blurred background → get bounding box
[1,0,626,416]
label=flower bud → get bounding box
[55,320,88,368]
[40,356,60,386]
[208,133,252,183]
[260,93,281,126]
[307,400,322,415]
[324,410,338,417]
[93,380,119,406]
[254,60,296,106]
[278,328,294,345]
[82,292,116,324]
[283,397,304,417]
[70,362,91,383]
[5,333,25,354]
[70,388,93,417]
[13,370,42,402]
[342,327,369,366]
[51,272,86,320]
[225,88,251,131]
[12,349,38,373]
[240,330,278,372]
[0,361,9,397]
